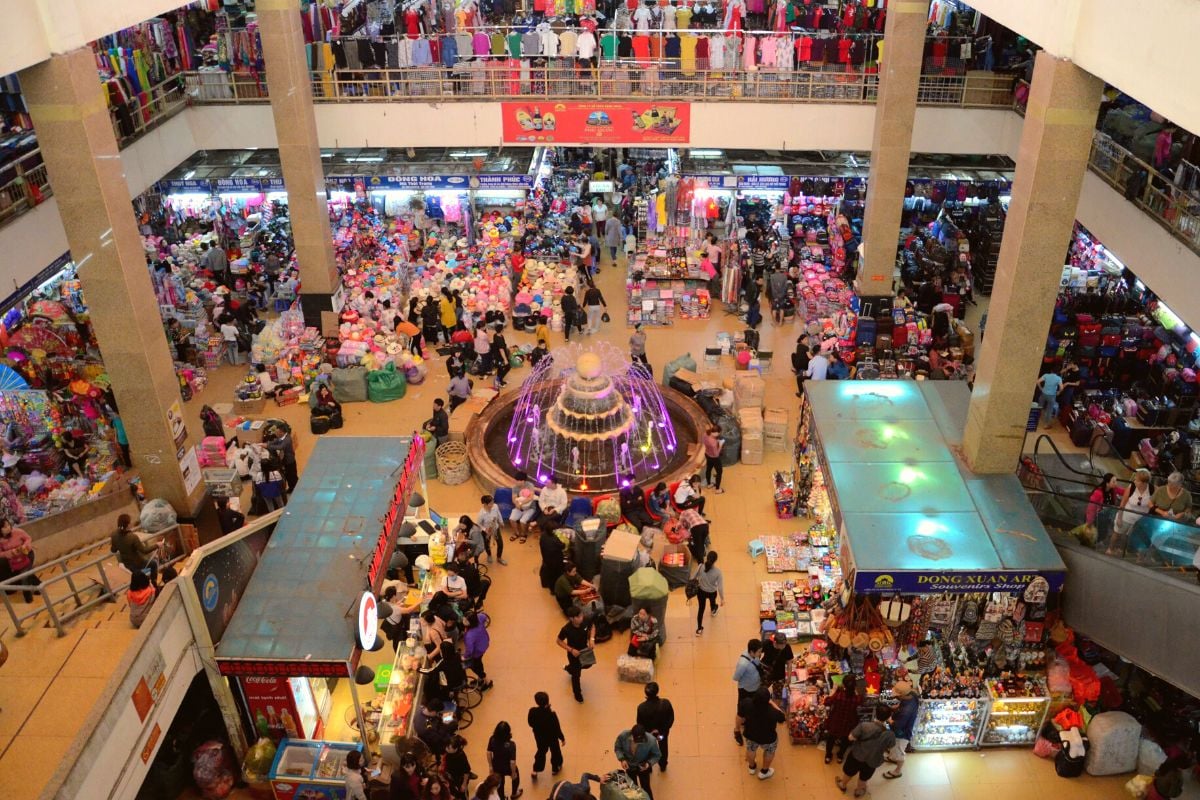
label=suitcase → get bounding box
[856,318,876,346]
[311,415,332,435]
[893,325,909,347]
[876,333,892,351]
[1069,417,1094,447]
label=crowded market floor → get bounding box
[168,253,1160,800]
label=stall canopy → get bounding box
[805,381,1066,595]
[215,436,421,676]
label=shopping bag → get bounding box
[366,362,407,402]
[577,647,597,668]
[1124,775,1152,798]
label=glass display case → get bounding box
[982,681,1050,748]
[268,738,361,800]
[911,697,987,751]
[376,641,426,745]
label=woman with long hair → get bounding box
[1085,472,1124,549]
[485,722,521,799]
[471,774,502,800]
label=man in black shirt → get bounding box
[636,682,675,772]
[736,687,786,781]
[759,633,795,686]
[423,398,449,443]
[560,287,584,341]
[215,497,245,535]
[557,605,595,703]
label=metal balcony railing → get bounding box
[107,74,189,148]
[181,65,1018,107]
[0,150,52,226]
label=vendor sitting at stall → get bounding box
[620,485,655,531]
[312,385,342,421]
[538,479,570,530]
[673,475,707,516]
[60,432,90,478]
[628,607,660,658]
[424,398,450,445]
[643,483,670,521]
[553,561,595,614]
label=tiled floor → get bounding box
[4,251,1192,799]
[183,253,1166,799]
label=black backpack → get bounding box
[593,614,613,643]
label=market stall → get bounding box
[215,435,426,791]
[803,381,1067,751]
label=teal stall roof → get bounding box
[216,437,411,665]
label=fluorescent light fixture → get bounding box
[183,170,196,179]
[346,156,384,163]
[450,151,489,158]
[690,149,722,157]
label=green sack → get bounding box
[366,362,407,403]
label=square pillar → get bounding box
[257,0,341,328]
[856,0,927,301]
[963,54,1102,473]
[21,49,206,514]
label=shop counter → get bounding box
[268,738,361,800]
[911,697,987,751]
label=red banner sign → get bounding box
[501,102,691,145]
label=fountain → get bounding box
[465,343,708,494]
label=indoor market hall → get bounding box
[0,1,1198,800]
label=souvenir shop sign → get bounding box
[161,177,287,194]
[501,102,691,145]
[738,176,791,190]
[852,569,1066,594]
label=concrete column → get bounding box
[257,0,341,328]
[855,0,927,302]
[20,49,206,514]
[963,53,1102,473]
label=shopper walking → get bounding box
[441,289,459,344]
[265,424,298,493]
[792,333,811,398]
[604,215,623,263]
[613,724,660,799]
[582,281,607,335]
[636,682,675,772]
[736,686,786,780]
[557,605,595,703]
[560,287,584,341]
[442,735,473,800]
[822,674,860,763]
[702,424,725,493]
[1036,370,1064,429]
[492,327,512,387]
[694,551,724,634]
[732,640,765,719]
[836,705,896,798]
[407,297,425,355]
[109,513,162,586]
[473,322,494,375]
[883,680,919,779]
[477,495,506,565]
[526,691,566,781]
[538,521,566,592]
[486,721,522,800]
[629,324,651,375]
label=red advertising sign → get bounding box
[501,102,691,145]
[239,676,304,743]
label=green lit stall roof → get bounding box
[806,382,1066,594]
[805,380,934,422]
[818,419,954,464]
[216,437,409,664]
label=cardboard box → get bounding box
[741,448,764,465]
[738,408,764,432]
[673,368,700,387]
[602,529,641,563]
[232,397,266,415]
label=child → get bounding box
[534,315,551,347]
[128,571,157,629]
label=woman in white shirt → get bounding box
[674,474,707,515]
[1109,468,1152,556]
[343,750,370,800]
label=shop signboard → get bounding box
[852,569,1066,594]
[161,179,211,194]
[686,175,738,189]
[218,659,350,678]
[214,177,263,193]
[738,175,790,190]
[367,435,426,589]
[470,174,534,189]
[501,102,691,145]
[263,177,286,192]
